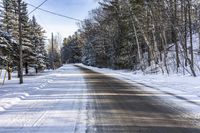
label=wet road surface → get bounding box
[77,66,200,133]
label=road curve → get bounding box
[77,66,200,133]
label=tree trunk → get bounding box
[35,67,38,74]
[132,13,153,67]
[7,64,11,80]
[172,0,180,72]
[151,20,159,64]
[25,62,28,75]
[126,2,143,71]
[198,5,200,52]
[184,1,188,66]
[188,0,196,77]
[161,31,169,74]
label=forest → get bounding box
[62,0,200,77]
[1,0,200,84]
[0,0,50,83]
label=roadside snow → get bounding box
[0,65,88,133]
[0,71,52,112]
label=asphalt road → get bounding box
[0,65,199,133]
[77,66,200,133]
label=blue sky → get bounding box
[26,0,99,39]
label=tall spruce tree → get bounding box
[30,16,47,72]
[0,0,47,82]
[20,2,36,74]
[1,0,18,79]
[61,32,82,64]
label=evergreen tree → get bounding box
[0,0,47,81]
[61,32,82,64]
[0,30,14,67]
[1,0,18,79]
[71,0,200,76]
[20,2,36,74]
[30,16,47,72]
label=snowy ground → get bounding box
[79,64,200,121]
[0,71,50,111]
[0,66,88,132]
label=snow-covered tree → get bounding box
[0,30,11,66]
[29,16,47,72]
[61,32,82,64]
[20,2,36,74]
[0,0,47,82]
[0,0,18,79]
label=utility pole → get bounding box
[18,0,23,84]
[52,33,55,70]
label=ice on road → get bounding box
[0,65,199,133]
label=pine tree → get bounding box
[0,1,6,65]
[30,16,47,72]
[1,0,18,79]
[20,2,36,74]
[0,30,14,66]
[61,32,82,64]
[1,0,47,81]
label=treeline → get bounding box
[62,0,200,76]
[61,32,82,64]
[0,0,48,79]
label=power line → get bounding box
[28,0,48,15]
[27,3,82,22]
[0,1,82,22]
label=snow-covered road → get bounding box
[0,64,199,133]
[0,66,88,133]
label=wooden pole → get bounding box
[52,33,55,70]
[18,0,23,84]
